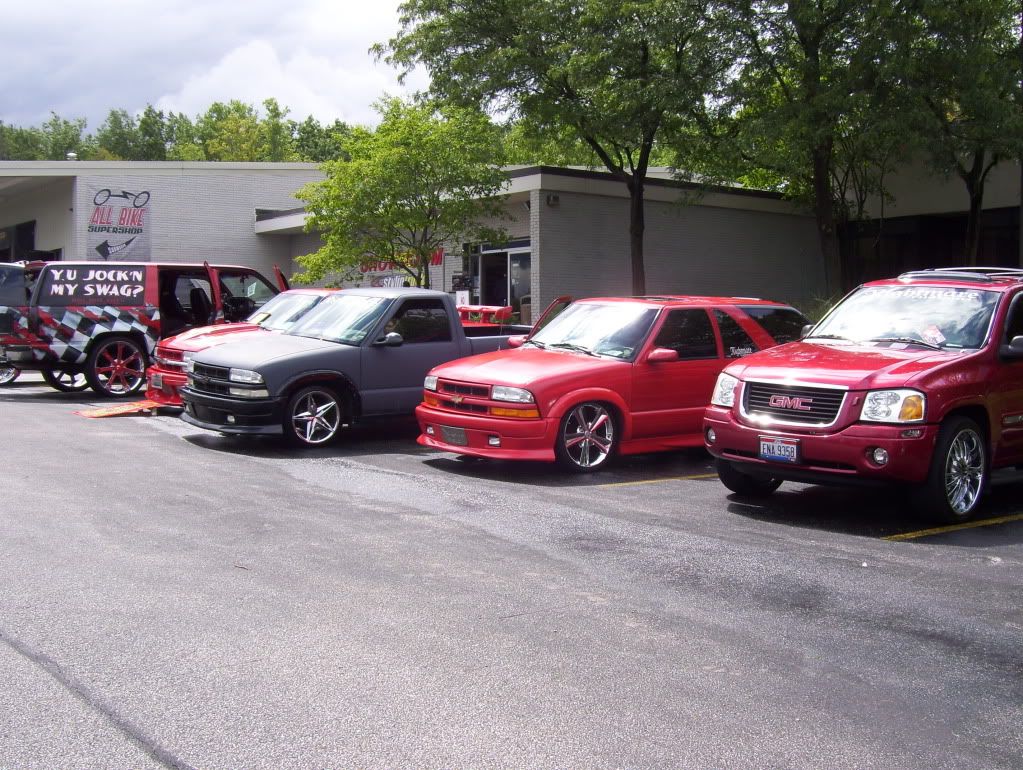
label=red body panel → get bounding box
[417,296,801,462]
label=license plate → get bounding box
[440,425,468,446]
[151,373,163,389]
[759,436,800,463]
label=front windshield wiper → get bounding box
[547,342,599,357]
[524,339,547,349]
[805,333,855,343]
[869,336,943,351]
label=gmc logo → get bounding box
[769,395,813,411]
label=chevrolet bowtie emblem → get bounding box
[450,394,464,404]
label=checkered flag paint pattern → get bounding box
[34,305,161,364]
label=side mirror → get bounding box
[1000,334,1023,358]
[375,332,404,347]
[800,323,815,339]
[507,335,526,348]
[647,347,679,363]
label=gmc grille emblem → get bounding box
[768,394,813,411]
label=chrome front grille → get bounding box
[743,381,846,425]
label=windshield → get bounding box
[529,302,659,359]
[811,285,999,350]
[247,292,328,331]
[286,294,390,345]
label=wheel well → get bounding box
[942,405,990,444]
[561,399,624,432]
[285,375,360,418]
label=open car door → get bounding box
[273,265,290,291]
[528,296,572,338]
[203,261,222,320]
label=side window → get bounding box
[1005,295,1023,344]
[739,305,809,344]
[714,310,759,358]
[220,272,277,309]
[174,276,212,309]
[653,309,718,360]
[384,299,453,343]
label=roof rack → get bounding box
[898,267,1023,283]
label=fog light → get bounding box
[226,415,236,424]
[871,447,889,466]
[706,427,716,444]
[901,428,923,438]
[488,435,501,447]
[426,425,435,435]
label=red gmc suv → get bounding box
[704,267,1023,522]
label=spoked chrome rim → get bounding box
[94,341,145,394]
[0,366,18,385]
[291,391,341,444]
[562,403,614,468]
[945,429,984,515]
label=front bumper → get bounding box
[180,386,285,435]
[145,366,187,407]
[703,405,939,486]
[416,404,559,461]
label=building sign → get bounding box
[340,248,444,288]
[86,187,152,261]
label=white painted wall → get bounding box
[0,178,74,254]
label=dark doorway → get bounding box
[480,252,508,305]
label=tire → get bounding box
[283,385,345,447]
[913,417,987,523]
[555,401,618,472]
[85,336,147,397]
[716,459,782,497]
[0,366,19,385]
[42,369,89,392]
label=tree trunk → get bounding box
[965,189,984,265]
[626,175,647,295]
[812,143,842,295]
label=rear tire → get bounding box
[85,336,147,397]
[716,459,782,497]
[0,366,19,385]
[41,369,89,392]
[913,417,987,523]
[283,385,346,447]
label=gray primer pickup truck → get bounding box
[179,287,531,446]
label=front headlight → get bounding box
[424,375,438,391]
[710,373,740,407]
[492,385,535,403]
[860,389,925,423]
[229,368,264,384]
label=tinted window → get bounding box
[653,309,718,359]
[714,310,759,358]
[38,265,146,307]
[0,265,26,306]
[384,299,452,343]
[740,305,809,344]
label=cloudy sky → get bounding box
[2,0,429,130]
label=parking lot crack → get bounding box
[0,625,198,770]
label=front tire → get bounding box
[555,401,618,472]
[914,417,987,523]
[283,385,345,447]
[0,366,19,385]
[85,336,147,397]
[716,459,782,497]
[42,369,89,392]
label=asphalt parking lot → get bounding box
[2,374,1022,769]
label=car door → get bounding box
[629,308,723,440]
[991,290,1023,465]
[360,297,459,415]
[216,268,280,322]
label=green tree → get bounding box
[296,98,508,288]
[0,122,45,160]
[95,109,139,160]
[195,101,262,160]
[259,98,298,161]
[722,0,895,292]
[896,0,1023,262]
[382,0,730,294]
[166,112,204,160]
[137,105,169,161]
[295,116,352,162]
[40,113,91,160]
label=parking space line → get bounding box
[598,473,718,488]
[884,512,1023,541]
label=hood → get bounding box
[193,332,343,370]
[161,323,263,353]
[432,346,627,387]
[724,341,967,390]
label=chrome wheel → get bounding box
[559,402,615,470]
[0,366,18,385]
[289,388,341,445]
[944,428,984,515]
